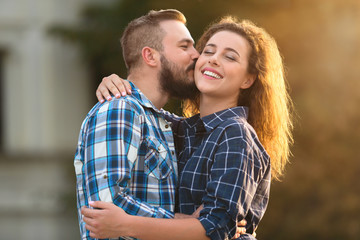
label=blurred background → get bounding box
[0,0,359,239]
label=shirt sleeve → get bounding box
[83,99,174,219]
[198,122,266,240]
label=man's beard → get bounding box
[159,55,199,100]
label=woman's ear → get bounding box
[142,47,159,67]
[240,74,256,89]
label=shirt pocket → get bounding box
[144,137,172,181]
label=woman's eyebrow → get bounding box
[225,47,240,57]
[205,43,216,47]
[206,43,240,57]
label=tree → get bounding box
[48,0,241,113]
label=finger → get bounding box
[123,80,132,94]
[236,227,246,233]
[84,217,103,238]
[108,83,123,97]
[104,75,124,97]
[89,230,106,239]
[85,223,99,237]
[238,219,247,226]
[231,231,241,239]
[81,206,89,216]
[89,200,113,209]
[192,204,204,217]
[81,206,100,218]
[108,74,129,97]
[85,221,104,239]
[96,89,105,103]
[89,231,100,239]
[98,83,113,101]
[233,233,240,239]
[83,216,95,226]
[252,226,257,237]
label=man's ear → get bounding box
[142,47,159,67]
[240,74,256,89]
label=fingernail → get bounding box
[106,96,112,100]
[127,89,132,94]
[121,92,126,96]
[89,201,94,205]
[100,99,104,103]
[115,93,121,98]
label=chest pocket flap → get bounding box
[144,137,172,180]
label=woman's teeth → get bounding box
[203,70,222,79]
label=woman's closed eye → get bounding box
[225,54,237,61]
[203,51,214,55]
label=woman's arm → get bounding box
[82,201,208,240]
[128,214,207,240]
[198,122,268,239]
[95,74,185,126]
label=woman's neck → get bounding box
[199,95,238,118]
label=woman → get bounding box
[83,17,293,240]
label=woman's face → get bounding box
[194,30,254,103]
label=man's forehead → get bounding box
[178,38,195,45]
[160,20,194,43]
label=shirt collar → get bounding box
[184,107,249,133]
[128,81,161,113]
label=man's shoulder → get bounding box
[89,95,145,118]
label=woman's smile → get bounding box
[201,67,223,80]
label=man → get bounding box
[74,9,199,240]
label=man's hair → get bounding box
[120,9,186,71]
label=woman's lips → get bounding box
[201,68,223,79]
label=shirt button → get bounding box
[171,151,175,155]
[103,175,108,179]
[165,124,169,129]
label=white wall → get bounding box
[0,0,99,154]
[0,1,117,239]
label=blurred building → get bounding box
[0,0,94,154]
[0,0,114,239]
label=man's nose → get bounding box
[190,47,200,59]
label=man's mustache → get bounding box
[186,59,198,72]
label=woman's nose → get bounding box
[208,55,219,65]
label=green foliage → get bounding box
[48,0,153,96]
[48,0,253,111]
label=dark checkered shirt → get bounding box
[169,107,271,240]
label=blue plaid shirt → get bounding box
[74,81,178,240]
[169,107,271,240]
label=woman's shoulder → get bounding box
[218,117,268,152]
[217,116,254,136]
